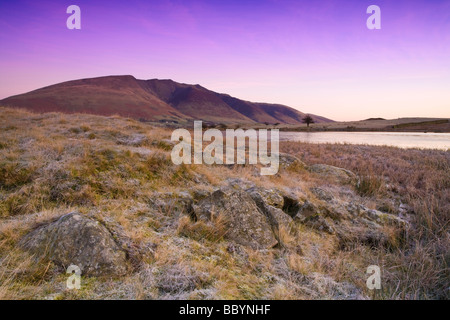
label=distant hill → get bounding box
[277,117,450,133]
[1,75,333,125]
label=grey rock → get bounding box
[246,188,293,245]
[225,178,256,190]
[309,164,358,185]
[297,200,317,218]
[246,186,284,209]
[299,214,335,234]
[21,212,128,277]
[363,208,407,227]
[269,207,294,232]
[278,153,307,171]
[193,188,278,249]
[310,187,334,201]
[346,202,407,228]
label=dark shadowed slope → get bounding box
[140,79,253,124]
[1,75,334,124]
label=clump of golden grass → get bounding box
[177,214,228,243]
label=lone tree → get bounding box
[302,114,314,127]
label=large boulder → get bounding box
[308,164,358,185]
[21,212,128,277]
[193,188,278,249]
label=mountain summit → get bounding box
[1,75,333,124]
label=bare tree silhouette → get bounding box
[302,114,314,127]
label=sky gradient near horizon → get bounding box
[1,0,449,121]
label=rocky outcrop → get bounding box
[188,182,304,249]
[246,188,293,245]
[193,188,278,249]
[245,186,303,218]
[293,200,335,234]
[292,191,408,247]
[225,178,256,190]
[21,212,128,276]
[310,187,334,201]
[308,164,358,185]
[246,187,284,209]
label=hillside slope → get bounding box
[1,75,333,125]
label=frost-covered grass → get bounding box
[0,107,448,300]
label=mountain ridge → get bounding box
[1,75,334,125]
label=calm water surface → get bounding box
[278,132,450,150]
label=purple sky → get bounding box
[1,0,449,121]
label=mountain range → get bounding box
[0,75,333,125]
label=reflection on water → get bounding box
[279,132,450,150]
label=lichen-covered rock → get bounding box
[246,188,294,244]
[309,164,358,185]
[225,178,256,190]
[295,201,336,234]
[269,207,294,231]
[310,187,334,201]
[21,212,128,276]
[301,198,409,247]
[278,153,307,171]
[297,200,317,218]
[193,188,278,249]
[361,207,407,227]
[299,214,336,234]
[336,225,391,249]
[246,186,284,209]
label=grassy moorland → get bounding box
[0,107,448,300]
[280,142,449,298]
